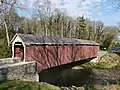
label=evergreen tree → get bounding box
[77,16,87,39]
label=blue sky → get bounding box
[17,0,120,26]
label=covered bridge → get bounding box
[11,33,100,72]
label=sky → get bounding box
[17,0,120,26]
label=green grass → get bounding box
[0,80,61,90]
[81,53,120,69]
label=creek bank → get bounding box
[39,65,120,87]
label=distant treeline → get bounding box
[0,0,120,58]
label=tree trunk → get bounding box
[4,18,10,47]
[2,13,10,47]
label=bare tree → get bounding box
[0,0,18,47]
[0,0,10,47]
[0,0,30,47]
[33,0,54,36]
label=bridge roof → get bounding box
[11,33,100,46]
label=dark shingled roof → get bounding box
[13,33,100,46]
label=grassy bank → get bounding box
[82,53,120,69]
[0,80,61,90]
[1,80,120,90]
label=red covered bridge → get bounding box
[11,33,100,72]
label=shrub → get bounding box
[0,42,12,58]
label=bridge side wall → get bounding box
[0,61,39,82]
[25,45,99,72]
[0,58,21,65]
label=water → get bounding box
[39,67,120,87]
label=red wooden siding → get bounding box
[25,45,99,72]
[14,46,24,60]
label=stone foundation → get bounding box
[0,61,39,82]
[0,58,21,65]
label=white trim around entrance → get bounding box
[12,35,26,62]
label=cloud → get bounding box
[18,0,105,18]
[49,0,104,18]
[27,0,36,7]
[18,0,119,26]
[17,0,36,17]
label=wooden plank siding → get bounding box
[25,45,99,72]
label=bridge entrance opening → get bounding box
[14,42,24,61]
